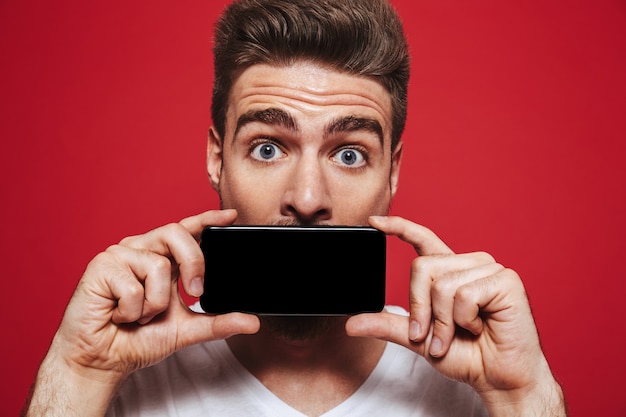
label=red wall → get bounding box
[1,1,625,415]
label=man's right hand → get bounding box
[23,209,260,417]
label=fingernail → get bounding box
[409,320,421,341]
[190,277,204,297]
[429,336,443,357]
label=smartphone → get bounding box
[199,225,386,315]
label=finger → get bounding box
[429,262,505,358]
[346,311,429,358]
[367,215,451,340]
[120,223,205,297]
[98,246,172,324]
[453,268,528,330]
[409,251,497,342]
[121,210,238,297]
[179,209,238,241]
[177,210,238,295]
[408,256,432,341]
[369,215,453,256]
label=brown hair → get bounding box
[212,0,410,150]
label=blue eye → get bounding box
[251,142,284,161]
[333,148,365,167]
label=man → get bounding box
[23,0,567,416]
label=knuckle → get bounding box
[411,256,427,271]
[412,254,450,274]
[475,250,496,264]
[433,315,451,329]
[119,235,140,246]
[502,268,526,292]
[409,292,428,309]
[146,294,169,312]
[103,244,123,256]
[124,280,144,298]
[431,277,455,297]
[503,267,520,279]
[455,283,476,304]
[150,254,172,272]
[162,222,185,236]
[492,262,505,271]
[89,247,121,269]
[412,256,436,275]
[92,249,113,264]
[185,252,205,269]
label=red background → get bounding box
[1,1,625,416]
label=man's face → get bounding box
[208,61,402,226]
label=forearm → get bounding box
[23,349,124,417]
[481,375,568,417]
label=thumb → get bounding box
[176,311,260,349]
[346,311,429,358]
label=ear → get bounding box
[207,126,223,191]
[389,140,403,198]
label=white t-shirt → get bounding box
[106,307,487,417]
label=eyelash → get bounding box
[332,144,369,168]
[247,137,284,162]
[336,144,368,157]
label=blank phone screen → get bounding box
[199,226,386,315]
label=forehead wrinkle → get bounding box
[324,115,384,147]
[235,108,300,138]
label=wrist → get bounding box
[480,376,567,417]
[24,347,125,417]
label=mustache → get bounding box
[270,219,328,227]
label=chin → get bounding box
[261,316,342,342]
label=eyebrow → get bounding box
[324,115,384,146]
[235,108,299,137]
[235,107,384,146]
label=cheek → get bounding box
[219,176,255,205]
[328,173,392,215]
[219,167,285,218]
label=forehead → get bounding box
[226,61,393,135]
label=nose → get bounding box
[280,154,332,224]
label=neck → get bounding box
[227,316,386,417]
